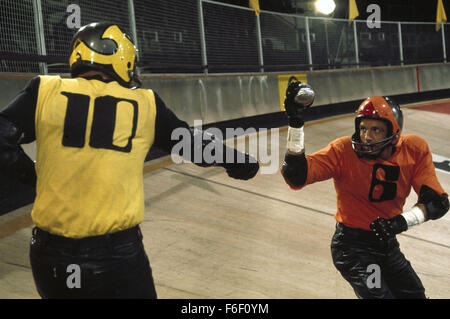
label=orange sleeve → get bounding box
[409,135,447,196]
[305,137,344,185]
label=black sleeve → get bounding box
[281,152,308,188]
[151,92,250,168]
[152,92,191,153]
[0,76,40,143]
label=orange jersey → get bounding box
[299,134,446,230]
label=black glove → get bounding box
[222,153,259,180]
[284,77,315,128]
[370,215,408,245]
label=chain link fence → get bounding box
[355,20,401,67]
[0,0,40,73]
[40,0,131,73]
[134,0,202,73]
[1,0,449,75]
[260,12,308,71]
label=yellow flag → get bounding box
[349,0,359,22]
[436,0,447,31]
[249,0,260,16]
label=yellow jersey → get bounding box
[31,75,157,237]
[1,74,253,237]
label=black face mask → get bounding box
[351,132,398,159]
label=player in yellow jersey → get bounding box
[281,79,448,298]
[0,22,259,298]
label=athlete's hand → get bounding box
[370,215,408,245]
[284,77,315,128]
[223,153,259,180]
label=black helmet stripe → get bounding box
[72,22,119,56]
[384,96,403,131]
[70,22,138,88]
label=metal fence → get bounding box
[0,0,449,75]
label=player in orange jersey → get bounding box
[281,80,449,299]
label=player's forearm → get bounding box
[287,126,305,155]
[390,187,449,230]
[400,204,427,229]
[282,119,308,185]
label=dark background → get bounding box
[216,0,450,22]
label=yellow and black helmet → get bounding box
[69,22,139,87]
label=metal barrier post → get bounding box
[442,23,447,63]
[305,17,313,71]
[324,18,330,68]
[256,14,264,73]
[353,20,359,68]
[32,0,47,74]
[198,0,208,75]
[128,0,140,61]
[398,22,404,65]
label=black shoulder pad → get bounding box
[418,185,449,220]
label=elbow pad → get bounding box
[417,185,449,220]
[281,153,308,188]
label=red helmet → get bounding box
[351,96,403,157]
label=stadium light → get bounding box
[315,0,336,15]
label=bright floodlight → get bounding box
[315,0,336,15]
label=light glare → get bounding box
[315,0,336,15]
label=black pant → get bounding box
[331,223,426,299]
[29,225,157,299]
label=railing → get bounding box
[0,0,449,75]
